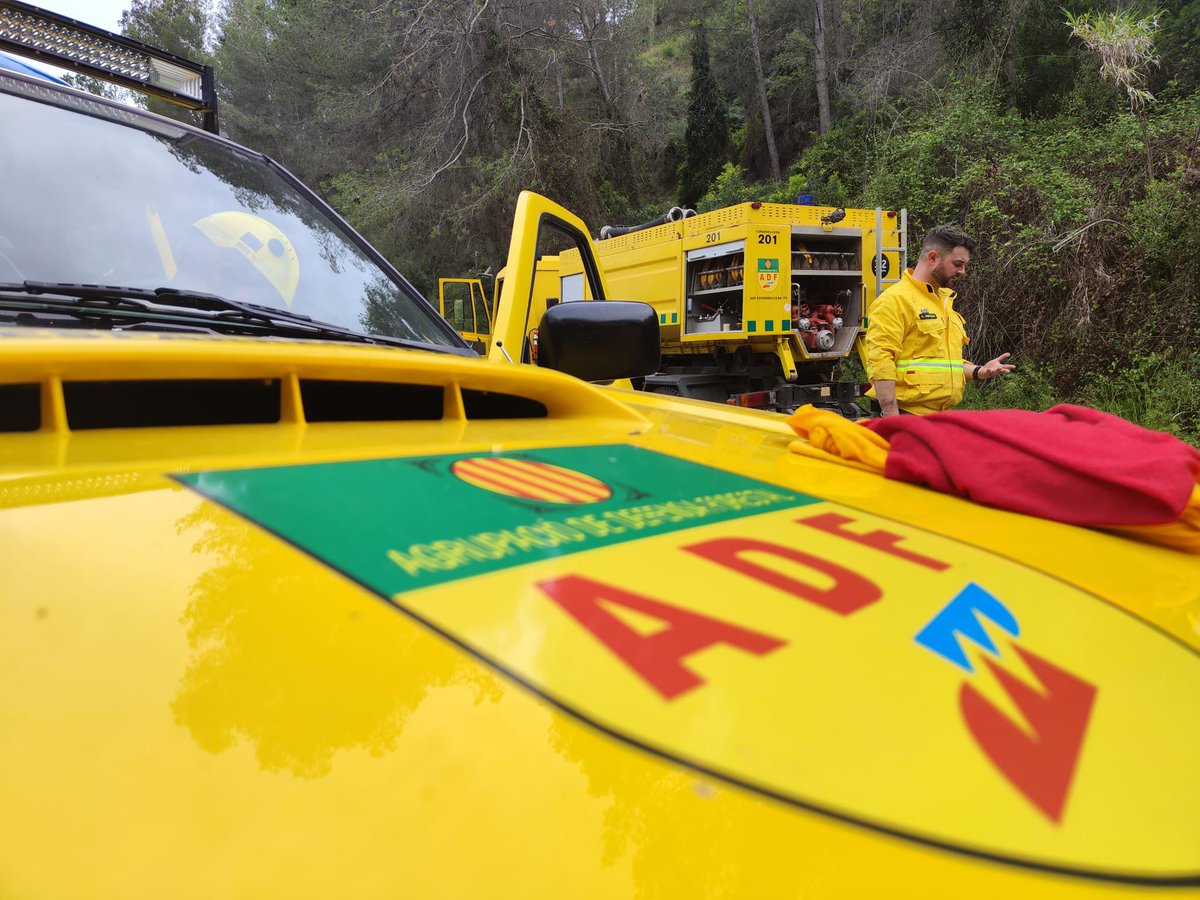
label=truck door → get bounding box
[488,192,610,365]
[438,277,491,354]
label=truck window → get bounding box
[560,273,584,302]
[0,84,458,348]
[441,281,477,332]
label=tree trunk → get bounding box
[582,13,616,115]
[746,0,781,180]
[814,0,832,134]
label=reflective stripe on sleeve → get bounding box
[896,358,960,371]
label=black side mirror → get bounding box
[537,301,660,382]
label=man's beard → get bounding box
[932,266,957,289]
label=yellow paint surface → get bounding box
[0,333,1198,897]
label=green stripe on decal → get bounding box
[748,321,757,333]
[178,446,817,596]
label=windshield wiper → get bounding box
[0,281,451,352]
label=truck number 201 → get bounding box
[705,232,721,244]
[757,233,778,245]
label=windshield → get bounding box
[0,78,460,347]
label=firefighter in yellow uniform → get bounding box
[866,225,1014,416]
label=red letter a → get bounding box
[539,575,785,700]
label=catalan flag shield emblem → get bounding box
[451,457,613,504]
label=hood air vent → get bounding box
[297,381,545,422]
[460,388,548,420]
[65,379,281,430]
[0,338,645,436]
[1,377,549,432]
[0,384,40,432]
[299,380,444,422]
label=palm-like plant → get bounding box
[1066,8,1161,178]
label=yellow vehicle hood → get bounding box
[2,332,1198,898]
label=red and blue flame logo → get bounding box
[916,584,1097,823]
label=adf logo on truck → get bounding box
[757,258,779,290]
[180,445,1200,885]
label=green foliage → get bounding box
[879,351,1200,447]
[1124,173,1200,278]
[1158,0,1200,89]
[1080,353,1200,444]
[944,0,1102,115]
[121,0,210,60]
[957,364,1063,413]
[774,80,1200,446]
[697,159,850,210]
[696,163,753,210]
[1066,7,1162,112]
[595,181,667,229]
[677,26,730,207]
[832,353,873,415]
[120,0,213,127]
[1067,6,1163,178]
[950,354,1200,447]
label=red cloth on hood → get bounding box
[863,404,1200,527]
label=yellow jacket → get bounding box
[865,269,969,415]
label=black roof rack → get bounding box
[0,0,218,133]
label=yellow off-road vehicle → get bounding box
[1,3,1198,897]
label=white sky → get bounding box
[42,0,131,32]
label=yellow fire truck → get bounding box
[551,202,907,414]
[445,202,907,415]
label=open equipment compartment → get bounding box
[789,227,863,360]
[684,239,745,334]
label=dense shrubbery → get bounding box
[956,353,1200,447]
[708,86,1200,444]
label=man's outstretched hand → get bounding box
[978,353,1015,380]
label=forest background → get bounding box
[112,0,1200,442]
